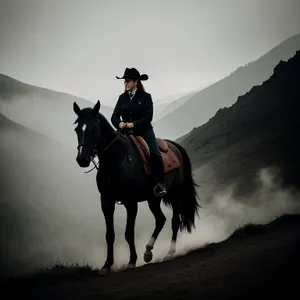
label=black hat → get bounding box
[116,67,148,81]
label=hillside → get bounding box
[180,49,300,197]
[153,33,300,139]
[153,88,201,121]
[0,74,113,147]
[4,213,300,299]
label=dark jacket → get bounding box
[111,89,153,135]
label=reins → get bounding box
[83,126,127,174]
[81,125,130,206]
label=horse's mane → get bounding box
[73,108,107,125]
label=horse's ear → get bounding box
[73,102,81,116]
[92,100,101,117]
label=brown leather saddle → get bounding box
[129,135,181,175]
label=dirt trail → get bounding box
[5,214,300,300]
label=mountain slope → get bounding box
[153,33,300,139]
[179,50,300,197]
[154,89,200,122]
[0,113,106,277]
[0,74,113,147]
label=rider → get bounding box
[111,67,167,197]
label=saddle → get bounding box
[129,135,181,175]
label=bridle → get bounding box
[76,118,127,173]
[76,120,131,206]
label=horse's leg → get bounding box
[164,200,180,261]
[124,201,138,268]
[144,198,166,263]
[99,196,115,275]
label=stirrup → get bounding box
[154,182,167,197]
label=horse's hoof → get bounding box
[98,267,110,276]
[163,253,174,262]
[127,263,136,269]
[144,249,153,263]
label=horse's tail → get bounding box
[166,140,200,233]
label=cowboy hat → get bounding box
[116,67,148,81]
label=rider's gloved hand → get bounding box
[119,122,127,129]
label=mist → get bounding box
[0,76,113,148]
[173,167,300,257]
[2,126,299,279]
[1,0,300,104]
[1,52,300,279]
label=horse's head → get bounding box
[73,100,101,168]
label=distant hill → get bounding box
[153,88,201,122]
[0,73,201,141]
[153,33,300,140]
[0,74,113,147]
[179,50,300,197]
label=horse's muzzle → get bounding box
[76,155,91,168]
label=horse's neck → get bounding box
[97,116,128,170]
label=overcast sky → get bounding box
[0,0,299,106]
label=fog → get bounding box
[0,73,184,148]
[1,0,300,104]
[175,167,300,256]
[0,78,113,148]
[1,114,299,278]
[1,72,300,279]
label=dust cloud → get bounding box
[123,166,300,269]
[170,166,300,259]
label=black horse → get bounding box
[73,100,200,274]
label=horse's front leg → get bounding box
[144,198,166,263]
[124,201,138,269]
[99,195,115,275]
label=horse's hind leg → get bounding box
[164,200,180,261]
[144,198,166,263]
